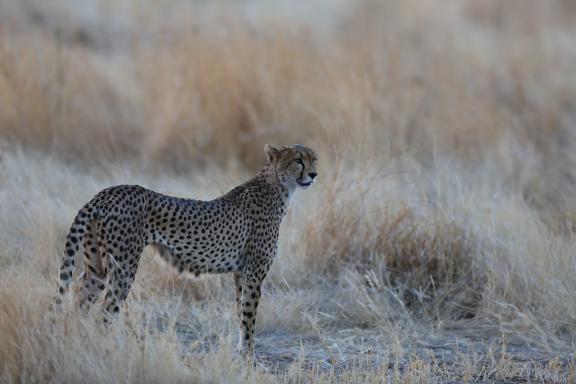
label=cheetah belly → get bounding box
[147,204,250,276]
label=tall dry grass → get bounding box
[1,0,576,381]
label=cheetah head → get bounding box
[264,144,318,190]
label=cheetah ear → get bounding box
[264,144,281,163]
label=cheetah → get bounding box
[55,144,318,355]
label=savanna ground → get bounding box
[1,0,576,382]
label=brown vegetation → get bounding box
[1,0,576,381]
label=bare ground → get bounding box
[175,317,575,382]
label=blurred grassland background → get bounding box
[1,0,576,382]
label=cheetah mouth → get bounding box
[297,180,313,187]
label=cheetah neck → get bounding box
[279,182,296,208]
[220,167,295,212]
[260,166,296,210]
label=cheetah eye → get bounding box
[294,158,304,166]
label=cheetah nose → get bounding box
[308,172,317,180]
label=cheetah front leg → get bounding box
[238,272,263,356]
[234,273,244,352]
[234,272,242,321]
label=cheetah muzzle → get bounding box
[53,144,318,357]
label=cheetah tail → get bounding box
[53,203,100,308]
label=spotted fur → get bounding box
[54,144,318,355]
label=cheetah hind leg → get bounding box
[100,245,143,324]
[77,220,106,314]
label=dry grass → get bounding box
[1,0,576,382]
